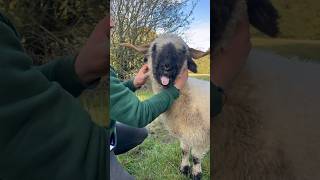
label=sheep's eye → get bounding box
[152,44,157,52]
[181,46,187,54]
[143,56,148,63]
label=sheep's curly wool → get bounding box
[211,0,320,179]
[213,49,320,179]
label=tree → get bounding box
[110,0,198,79]
[0,0,106,65]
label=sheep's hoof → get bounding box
[180,165,191,176]
[192,173,202,180]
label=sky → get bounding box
[182,0,210,51]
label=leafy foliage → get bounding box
[0,0,106,64]
[110,0,198,79]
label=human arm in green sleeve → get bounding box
[34,57,88,97]
[0,16,106,180]
[110,75,179,128]
[122,79,137,92]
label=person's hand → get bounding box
[174,68,188,90]
[212,16,251,90]
[133,64,150,88]
[75,16,111,85]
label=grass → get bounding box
[251,0,320,40]
[189,73,210,81]
[118,76,210,180]
[118,133,210,180]
[195,55,210,74]
[252,38,320,61]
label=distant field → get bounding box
[251,0,320,40]
[189,73,210,81]
[252,38,320,61]
[195,55,210,74]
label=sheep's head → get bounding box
[213,0,279,55]
[121,34,209,88]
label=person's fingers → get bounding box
[143,74,149,80]
[141,64,149,73]
[142,64,149,69]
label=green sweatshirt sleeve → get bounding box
[122,79,137,92]
[0,16,106,180]
[110,71,179,128]
[34,57,87,97]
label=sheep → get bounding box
[121,34,210,179]
[213,0,320,179]
[213,49,320,179]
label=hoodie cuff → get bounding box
[163,85,180,99]
[122,79,137,92]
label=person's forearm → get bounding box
[35,57,86,97]
[122,79,137,92]
[110,76,179,128]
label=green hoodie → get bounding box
[0,13,106,180]
[109,67,180,137]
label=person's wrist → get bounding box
[133,79,141,89]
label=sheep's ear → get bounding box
[120,43,150,54]
[247,0,279,37]
[187,57,197,73]
[189,48,210,59]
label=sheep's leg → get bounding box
[179,141,191,176]
[191,147,204,180]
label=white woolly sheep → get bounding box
[121,34,210,179]
[213,49,320,179]
[213,0,320,179]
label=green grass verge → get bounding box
[118,135,210,180]
[195,55,210,74]
[189,74,210,81]
[252,38,320,61]
[251,0,320,40]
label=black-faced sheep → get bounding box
[214,49,320,180]
[121,34,210,179]
[213,0,320,179]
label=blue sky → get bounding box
[193,0,210,23]
[182,0,210,51]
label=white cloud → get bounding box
[155,22,210,52]
[182,22,210,51]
